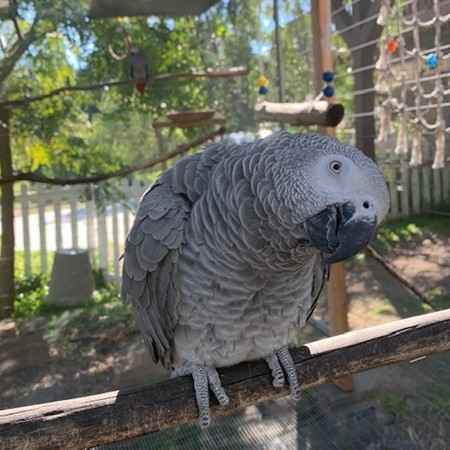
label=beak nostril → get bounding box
[363,201,370,209]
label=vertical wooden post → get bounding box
[311,0,353,391]
[0,107,15,318]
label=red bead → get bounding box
[388,40,398,53]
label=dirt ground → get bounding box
[1,222,449,448]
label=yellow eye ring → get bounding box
[329,161,342,174]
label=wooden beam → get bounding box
[254,100,344,127]
[1,310,449,450]
[311,0,353,392]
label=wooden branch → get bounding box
[0,126,226,186]
[152,117,226,129]
[366,244,438,310]
[1,309,449,450]
[0,14,40,84]
[0,67,249,108]
[254,100,345,127]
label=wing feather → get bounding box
[122,143,231,368]
[121,181,190,368]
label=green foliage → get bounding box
[265,3,314,106]
[4,0,265,183]
[426,287,450,310]
[14,273,50,318]
[12,263,121,320]
[15,250,55,278]
[379,392,407,423]
[376,222,422,251]
[375,214,450,252]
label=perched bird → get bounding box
[121,132,390,426]
[129,46,149,94]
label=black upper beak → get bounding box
[304,203,377,264]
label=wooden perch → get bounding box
[0,67,249,108]
[0,126,226,186]
[1,309,449,450]
[254,100,345,127]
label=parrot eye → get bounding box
[329,161,342,174]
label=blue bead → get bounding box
[322,71,334,82]
[323,85,334,98]
[259,86,268,95]
[427,53,437,68]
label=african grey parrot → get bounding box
[121,131,390,426]
[129,46,149,94]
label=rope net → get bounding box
[375,0,450,169]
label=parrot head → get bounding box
[274,132,390,263]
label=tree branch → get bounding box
[0,14,44,84]
[366,245,438,310]
[0,310,449,450]
[0,67,249,108]
[0,126,226,185]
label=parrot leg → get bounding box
[266,353,286,388]
[266,347,302,401]
[171,361,229,427]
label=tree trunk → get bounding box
[352,45,378,159]
[0,107,15,318]
[331,0,382,160]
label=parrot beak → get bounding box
[304,203,377,264]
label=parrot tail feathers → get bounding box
[136,82,146,94]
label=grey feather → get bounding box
[121,131,390,372]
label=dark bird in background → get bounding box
[121,132,390,426]
[129,46,149,94]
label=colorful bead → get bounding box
[258,86,268,95]
[322,85,334,98]
[387,39,398,53]
[427,53,437,68]
[322,71,334,83]
[257,75,268,87]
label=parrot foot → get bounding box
[171,361,229,427]
[266,347,301,401]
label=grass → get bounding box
[13,265,133,344]
[374,213,450,253]
[12,247,132,343]
[46,300,133,345]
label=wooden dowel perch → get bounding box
[1,309,449,450]
[254,100,345,127]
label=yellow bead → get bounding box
[257,75,268,87]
